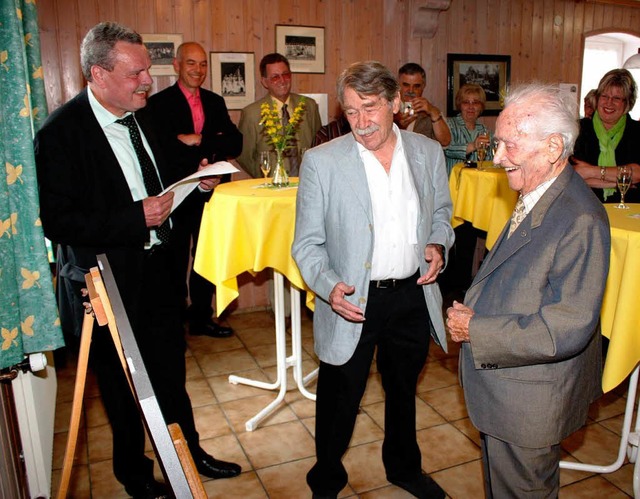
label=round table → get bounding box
[449,162,518,250]
[193,178,317,431]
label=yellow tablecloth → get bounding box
[448,164,639,392]
[449,162,518,249]
[193,178,313,314]
[601,204,640,392]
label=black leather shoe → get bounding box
[389,472,445,499]
[194,453,241,479]
[189,319,233,338]
[124,478,168,499]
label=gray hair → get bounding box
[80,22,143,81]
[503,83,579,160]
[337,61,399,107]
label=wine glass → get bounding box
[477,141,487,162]
[259,151,271,184]
[616,165,632,209]
[477,127,489,163]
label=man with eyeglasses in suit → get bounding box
[236,53,322,179]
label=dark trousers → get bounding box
[174,195,214,324]
[307,274,431,495]
[89,246,200,488]
[480,433,560,499]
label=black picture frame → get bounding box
[447,54,511,117]
[210,52,255,110]
[275,25,325,74]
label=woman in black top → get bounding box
[573,69,640,203]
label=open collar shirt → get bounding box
[178,80,204,134]
[357,124,420,280]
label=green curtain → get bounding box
[0,0,64,370]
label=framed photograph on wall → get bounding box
[276,25,325,73]
[210,52,255,110]
[141,34,183,76]
[447,54,511,116]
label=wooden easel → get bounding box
[56,255,206,499]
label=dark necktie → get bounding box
[116,114,170,244]
[282,104,300,176]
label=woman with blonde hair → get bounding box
[573,68,640,202]
[444,83,492,175]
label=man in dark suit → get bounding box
[141,41,242,338]
[34,22,240,498]
[447,83,610,497]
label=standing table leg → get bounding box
[560,365,640,497]
[228,271,288,431]
[289,285,318,400]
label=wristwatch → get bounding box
[431,114,443,123]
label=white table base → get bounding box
[559,365,639,497]
[228,271,318,431]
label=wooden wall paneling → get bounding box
[497,0,512,53]
[155,0,175,32]
[547,1,562,82]
[136,0,157,32]
[115,1,138,30]
[484,0,499,53]
[173,0,194,48]
[96,0,117,22]
[38,0,63,112]
[56,0,81,104]
[560,0,575,77]
[571,0,585,84]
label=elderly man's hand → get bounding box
[446,300,474,343]
[417,244,444,285]
[329,282,365,323]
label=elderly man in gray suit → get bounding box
[292,61,454,499]
[447,83,610,498]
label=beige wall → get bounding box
[36,0,640,311]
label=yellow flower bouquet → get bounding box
[259,97,306,186]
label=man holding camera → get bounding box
[395,62,451,147]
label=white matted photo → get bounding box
[141,34,183,76]
[210,52,255,110]
[276,25,325,74]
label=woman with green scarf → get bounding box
[573,68,640,203]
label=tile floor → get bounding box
[51,309,636,498]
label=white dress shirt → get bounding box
[357,124,420,280]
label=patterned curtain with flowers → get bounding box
[0,0,64,370]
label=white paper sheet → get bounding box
[160,161,239,212]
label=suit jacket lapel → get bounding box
[336,134,373,224]
[468,165,574,292]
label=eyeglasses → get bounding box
[599,94,625,105]
[461,100,482,106]
[265,72,292,83]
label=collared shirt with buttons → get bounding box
[357,124,420,281]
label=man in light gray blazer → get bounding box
[293,61,454,499]
[447,83,610,498]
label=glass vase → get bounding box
[271,149,289,187]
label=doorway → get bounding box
[581,31,640,119]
